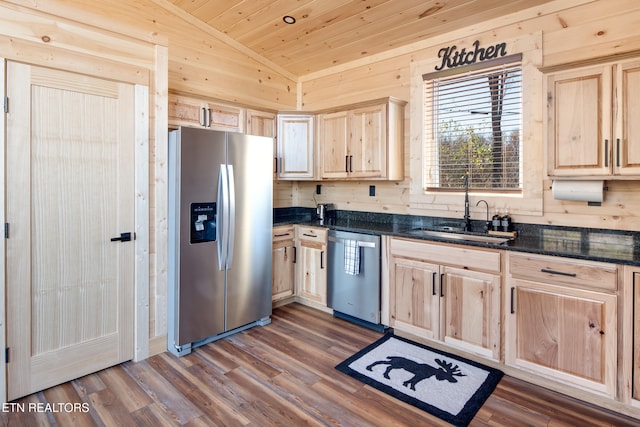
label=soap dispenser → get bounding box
[491,210,501,232]
[501,208,512,232]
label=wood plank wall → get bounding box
[297,0,640,231]
[2,0,297,111]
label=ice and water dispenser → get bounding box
[190,202,216,244]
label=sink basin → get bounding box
[404,228,512,245]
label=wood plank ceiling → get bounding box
[166,0,556,76]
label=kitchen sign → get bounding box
[435,40,508,71]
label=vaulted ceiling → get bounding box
[166,0,556,76]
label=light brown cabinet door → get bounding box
[296,241,326,304]
[441,267,501,360]
[633,272,640,399]
[276,115,315,179]
[506,278,617,397]
[616,61,640,175]
[6,62,135,400]
[168,94,243,131]
[547,65,612,176]
[318,111,349,179]
[246,109,276,138]
[272,242,295,301]
[389,257,439,340]
[349,104,386,178]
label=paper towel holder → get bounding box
[588,185,608,206]
[549,179,609,206]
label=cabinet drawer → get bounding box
[390,237,501,273]
[273,226,295,242]
[508,253,617,291]
[296,226,327,243]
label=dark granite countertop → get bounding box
[274,207,640,266]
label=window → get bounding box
[423,55,522,191]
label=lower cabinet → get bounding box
[295,226,328,306]
[388,237,501,360]
[272,226,295,303]
[629,267,640,402]
[505,253,618,397]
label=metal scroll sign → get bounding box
[435,40,508,71]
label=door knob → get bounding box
[111,232,133,242]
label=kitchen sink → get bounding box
[403,228,512,245]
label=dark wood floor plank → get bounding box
[240,321,366,392]
[96,365,153,414]
[211,339,282,381]
[149,352,250,427]
[72,372,106,400]
[310,378,421,426]
[226,331,323,386]
[42,382,98,427]
[87,388,139,427]
[2,303,639,427]
[268,370,370,426]
[121,360,203,425]
[223,367,325,427]
[129,403,181,427]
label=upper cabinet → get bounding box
[246,109,276,138]
[168,93,244,132]
[246,109,277,178]
[276,114,315,180]
[318,97,406,180]
[546,59,640,178]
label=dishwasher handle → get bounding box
[328,235,377,248]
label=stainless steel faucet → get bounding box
[476,199,489,232]
[463,174,471,232]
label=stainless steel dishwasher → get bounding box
[327,230,382,330]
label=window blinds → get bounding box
[423,59,523,191]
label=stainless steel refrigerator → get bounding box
[167,126,273,357]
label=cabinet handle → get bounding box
[616,138,621,167]
[540,268,577,277]
[320,251,324,269]
[345,155,349,173]
[274,233,289,237]
[293,246,297,264]
[432,272,437,296]
[200,107,207,127]
[604,139,609,167]
[274,157,278,173]
[349,155,353,173]
[302,233,317,238]
[440,273,444,297]
[510,287,515,314]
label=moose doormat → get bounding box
[335,333,503,427]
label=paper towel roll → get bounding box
[552,180,604,202]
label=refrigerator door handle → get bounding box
[226,164,236,269]
[217,164,229,270]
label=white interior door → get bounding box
[5,61,135,400]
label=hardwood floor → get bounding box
[2,303,638,426]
